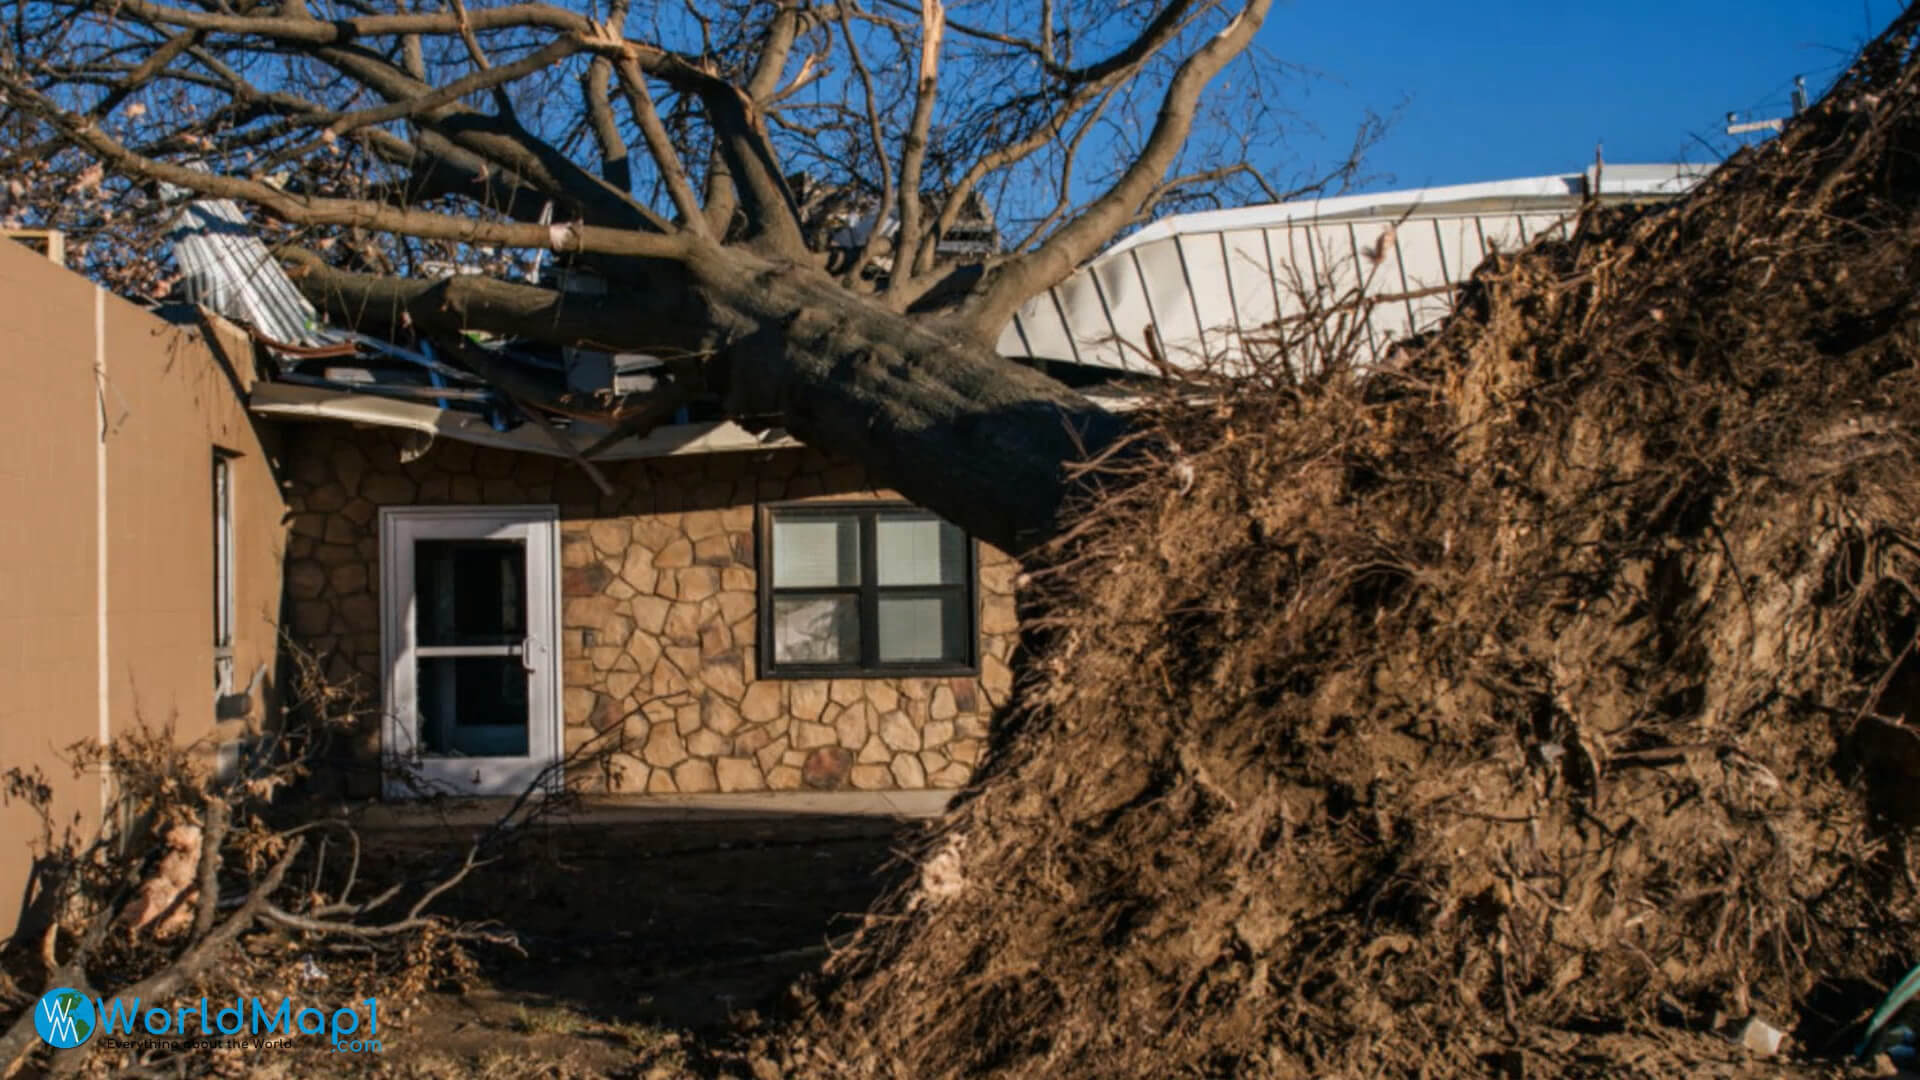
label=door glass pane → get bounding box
[875,514,965,586]
[772,515,860,588]
[772,595,859,663]
[417,657,529,756]
[416,540,526,646]
[877,593,966,663]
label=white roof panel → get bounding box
[999,165,1708,374]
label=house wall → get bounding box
[0,238,286,943]
[280,422,1019,797]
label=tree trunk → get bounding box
[692,249,1126,554]
[292,248,1128,554]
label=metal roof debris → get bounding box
[164,195,733,469]
[997,164,1710,375]
[167,196,344,353]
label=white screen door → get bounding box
[380,506,561,798]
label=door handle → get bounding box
[520,637,537,673]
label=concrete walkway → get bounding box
[355,788,956,828]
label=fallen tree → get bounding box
[777,10,1920,1078]
[0,0,1373,553]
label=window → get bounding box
[760,504,976,677]
[412,539,531,756]
[212,451,236,693]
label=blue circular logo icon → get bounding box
[34,989,95,1048]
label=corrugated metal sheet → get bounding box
[996,165,1709,374]
[165,195,343,350]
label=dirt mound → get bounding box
[784,11,1920,1079]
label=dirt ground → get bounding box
[274,811,922,1078]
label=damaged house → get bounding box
[244,207,1025,801]
[0,164,1707,824]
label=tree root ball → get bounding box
[785,13,1920,1079]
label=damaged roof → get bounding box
[174,166,1708,469]
[996,164,1710,374]
[167,195,791,482]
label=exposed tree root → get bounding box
[785,8,1920,1078]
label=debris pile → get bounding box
[791,11,1920,1078]
[164,192,696,485]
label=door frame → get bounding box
[378,504,563,799]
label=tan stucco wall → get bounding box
[0,239,286,943]
[280,423,1019,798]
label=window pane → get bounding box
[418,657,529,757]
[876,514,965,586]
[877,593,967,663]
[212,456,233,649]
[772,515,860,588]
[773,595,860,664]
[416,540,526,646]
[213,454,234,691]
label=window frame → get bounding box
[212,449,237,694]
[756,501,979,679]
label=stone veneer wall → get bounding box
[281,423,1018,797]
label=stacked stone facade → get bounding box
[281,423,1016,796]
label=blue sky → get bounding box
[1258,0,1892,193]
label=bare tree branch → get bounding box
[885,0,943,303]
[869,0,1203,85]
[912,2,1204,289]
[83,28,201,120]
[1005,88,1117,255]
[306,41,670,233]
[833,1,893,289]
[962,0,1273,336]
[582,57,632,192]
[3,840,304,1079]
[4,79,691,259]
[190,798,229,941]
[609,50,709,235]
[278,245,706,351]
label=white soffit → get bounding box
[996,164,1710,374]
